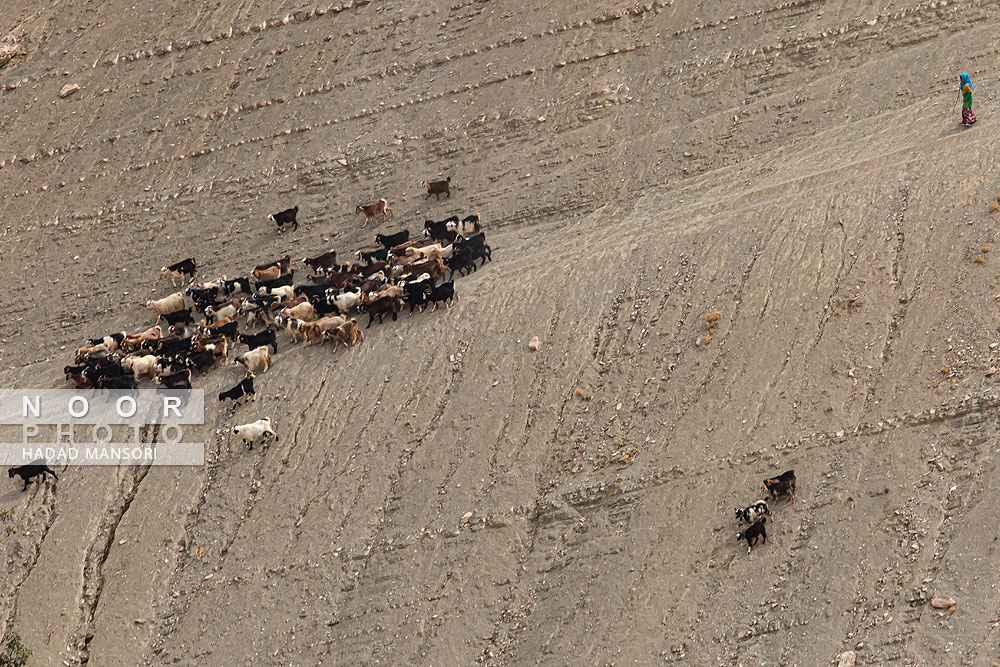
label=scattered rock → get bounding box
[527,336,540,351]
[0,34,18,67]
[460,511,473,524]
[59,83,80,98]
[336,158,348,166]
[930,595,956,610]
[837,651,856,667]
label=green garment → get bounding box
[963,91,973,110]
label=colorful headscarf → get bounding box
[960,73,973,93]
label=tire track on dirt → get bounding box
[65,425,157,666]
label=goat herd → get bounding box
[62,184,492,451]
[46,182,799,559]
[733,469,798,555]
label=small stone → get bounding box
[460,511,473,524]
[337,158,348,166]
[528,336,540,351]
[59,83,80,98]
[930,595,956,610]
[837,651,856,667]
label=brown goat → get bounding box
[356,199,393,228]
[422,177,451,200]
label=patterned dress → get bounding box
[960,74,976,125]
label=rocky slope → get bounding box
[2,0,1000,664]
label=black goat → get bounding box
[8,462,58,491]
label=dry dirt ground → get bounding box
[3,0,1000,665]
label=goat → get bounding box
[357,260,388,278]
[354,247,389,265]
[254,255,291,276]
[220,277,252,296]
[155,368,192,388]
[187,348,220,374]
[255,272,294,294]
[232,417,277,450]
[293,282,330,301]
[360,295,401,328]
[87,332,126,351]
[8,462,58,491]
[735,500,771,525]
[239,329,277,354]
[446,213,481,237]
[274,314,306,342]
[146,292,186,318]
[263,285,295,300]
[161,258,197,285]
[389,239,424,257]
[233,346,274,373]
[65,366,93,388]
[219,375,256,404]
[158,308,193,327]
[303,250,338,273]
[444,248,472,278]
[74,342,111,364]
[280,301,317,322]
[327,288,363,314]
[356,199,393,227]
[369,284,403,302]
[454,231,486,251]
[268,206,299,232]
[204,300,241,324]
[201,336,229,360]
[97,375,137,389]
[356,271,386,295]
[152,335,193,356]
[199,317,238,341]
[427,281,458,311]
[188,286,222,313]
[401,274,433,313]
[422,176,451,199]
[736,517,767,554]
[762,470,796,503]
[403,243,444,262]
[252,265,282,282]
[399,258,446,283]
[121,326,163,352]
[121,354,159,379]
[424,225,458,244]
[322,318,365,350]
[375,229,409,249]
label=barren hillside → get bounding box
[3,0,1000,665]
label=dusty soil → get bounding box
[3,0,1000,665]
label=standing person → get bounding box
[960,73,976,126]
